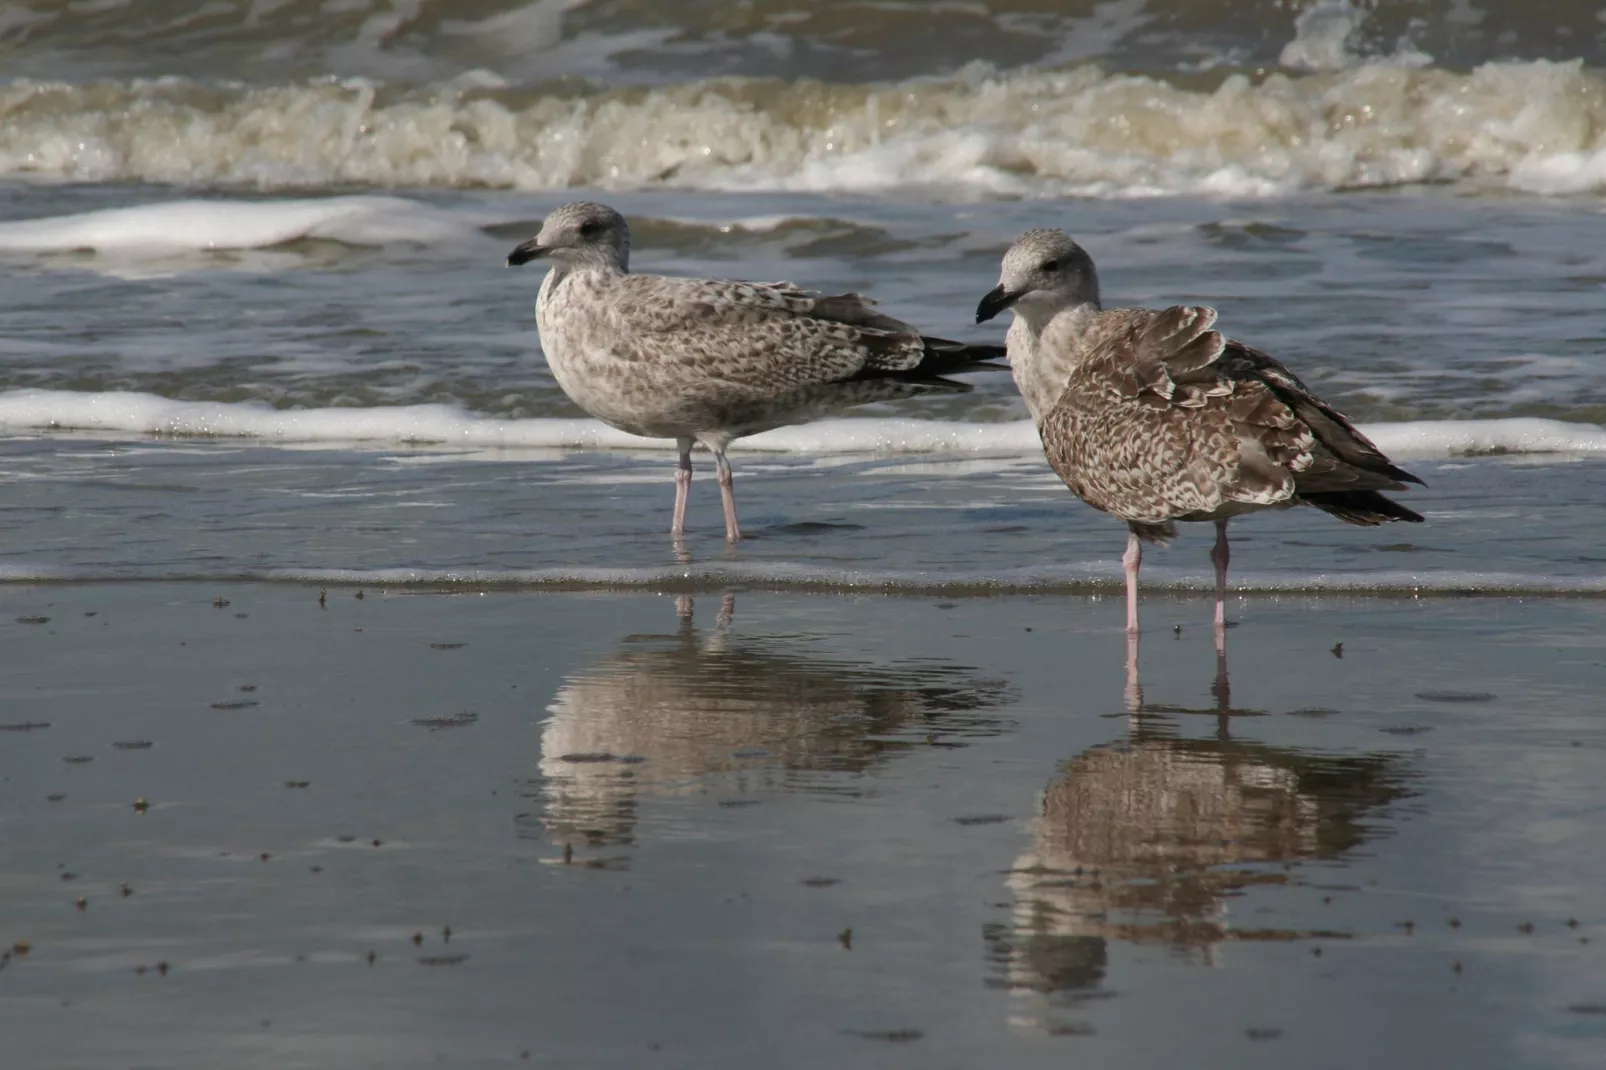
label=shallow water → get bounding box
[5,188,1606,428]
[2,185,1606,602]
[2,434,1606,597]
[3,588,1605,1069]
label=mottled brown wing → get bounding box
[602,275,929,397]
[1037,304,1421,529]
[1118,306,1420,497]
[1044,306,1306,516]
[1036,317,1282,527]
[1216,341,1424,492]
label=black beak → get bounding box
[975,284,1016,324]
[506,238,547,267]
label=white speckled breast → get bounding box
[537,268,666,437]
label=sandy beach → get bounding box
[3,584,1603,1068]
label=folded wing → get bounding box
[604,276,1006,399]
[1040,304,1423,528]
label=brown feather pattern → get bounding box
[1032,304,1423,542]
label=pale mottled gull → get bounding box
[507,202,1008,542]
[976,228,1424,635]
[533,596,1016,852]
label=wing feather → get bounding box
[597,276,925,396]
[1038,305,1421,526]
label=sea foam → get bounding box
[2,389,1605,460]
[0,196,479,253]
[4,59,1606,198]
[0,560,1601,597]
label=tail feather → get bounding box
[1302,489,1424,525]
[913,336,1009,377]
[850,336,1009,386]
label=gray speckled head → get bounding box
[975,228,1099,324]
[507,202,631,271]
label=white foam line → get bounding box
[0,561,1603,595]
[2,390,1606,460]
[0,389,1041,455]
[0,196,474,253]
[243,565,1606,594]
[1363,418,1606,458]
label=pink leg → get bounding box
[671,437,693,537]
[715,450,742,543]
[1210,518,1230,635]
[1122,530,1142,635]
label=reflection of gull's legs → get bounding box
[672,593,736,646]
[1210,518,1231,636]
[714,448,742,543]
[1122,530,1142,635]
[1125,627,1142,714]
[671,436,694,537]
[698,591,737,654]
[1212,642,1232,739]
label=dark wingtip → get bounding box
[1385,498,1427,523]
[1304,490,1425,525]
[914,338,1010,377]
[917,377,977,393]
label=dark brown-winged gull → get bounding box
[975,228,1424,635]
[506,202,1008,542]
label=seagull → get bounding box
[507,202,1008,542]
[976,228,1424,635]
[535,595,1016,851]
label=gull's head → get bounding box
[507,202,630,271]
[975,228,1099,325]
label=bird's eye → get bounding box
[578,220,603,237]
[1041,259,1059,272]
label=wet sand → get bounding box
[2,585,1604,1068]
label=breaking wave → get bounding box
[4,58,1606,198]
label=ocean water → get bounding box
[1,2,1605,595]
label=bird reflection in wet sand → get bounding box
[521,595,1015,859]
[990,633,1416,1014]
